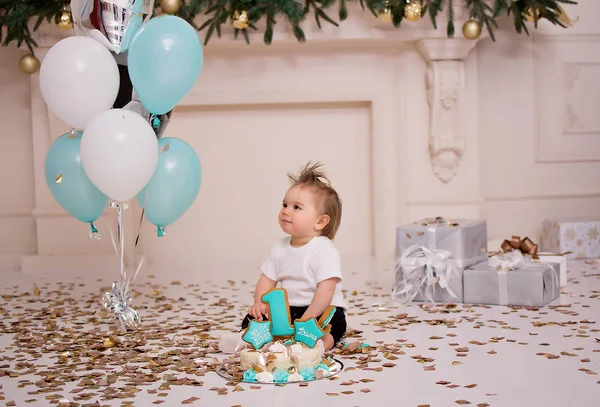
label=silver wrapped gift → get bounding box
[393,217,488,304]
[463,252,560,307]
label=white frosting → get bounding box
[268,342,287,353]
[255,372,274,383]
[288,373,304,382]
[240,345,323,371]
[290,344,303,355]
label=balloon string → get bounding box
[132,188,149,285]
[108,202,126,283]
[119,204,125,282]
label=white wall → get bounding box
[0,46,37,271]
[0,1,598,275]
[478,2,600,244]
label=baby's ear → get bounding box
[315,214,330,231]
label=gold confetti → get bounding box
[33,284,40,296]
[55,174,63,183]
[160,143,170,153]
[455,400,471,405]
[537,353,560,359]
[102,337,116,348]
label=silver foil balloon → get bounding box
[71,0,154,54]
[124,91,171,139]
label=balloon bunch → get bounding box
[41,0,203,329]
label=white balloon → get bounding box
[39,36,119,129]
[81,109,158,202]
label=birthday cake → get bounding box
[237,288,340,383]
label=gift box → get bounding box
[393,217,488,303]
[489,235,568,288]
[463,252,560,307]
[541,218,600,260]
[536,253,567,288]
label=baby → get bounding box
[220,162,347,353]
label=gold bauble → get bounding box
[232,10,249,30]
[55,9,73,31]
[524,6,542,22]
[553,5,578,28]
[160,0,182,14]
[404,1,422,22]
[378,2,393,23]
[18,54,41,75]
[462,19,482,40]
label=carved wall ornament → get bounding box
[426,60,466,184]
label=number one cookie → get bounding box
[261,289,295,337]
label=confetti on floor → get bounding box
[1,258,600,406]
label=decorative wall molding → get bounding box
[534,35,600,163]
[417,39,477,184]
[563,62,600,135]
[425,60,465,183]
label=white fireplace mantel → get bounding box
[22,5,483,272]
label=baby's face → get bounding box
[278,185,321,238]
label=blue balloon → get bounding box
[127,15,203,115]
[137,138,201,232]
[45,131,108,228]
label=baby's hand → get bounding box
[248,302,268,320]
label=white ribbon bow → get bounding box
[393,244,459,304]
[488,250,526,270]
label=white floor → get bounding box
[1,257,599,407]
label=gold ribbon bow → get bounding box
[500,235,538,260]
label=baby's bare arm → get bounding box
[248,274,277,320]
[301,278,338,320]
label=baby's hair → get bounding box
[287,162,342,240]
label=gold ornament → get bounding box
[160,0,182,15]
[18,54,41,75]
[404,1,422,22]
[524,6,542,22]
[55,9,73,31]
[232,10,249,30]
[553,5,579,28]
[462,19,482,40]
[378,1,393,23]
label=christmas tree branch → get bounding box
[0,0,579,55]
[0,0,65,54]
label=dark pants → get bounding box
[241,306,347,345]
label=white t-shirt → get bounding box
[261,236,347,310]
